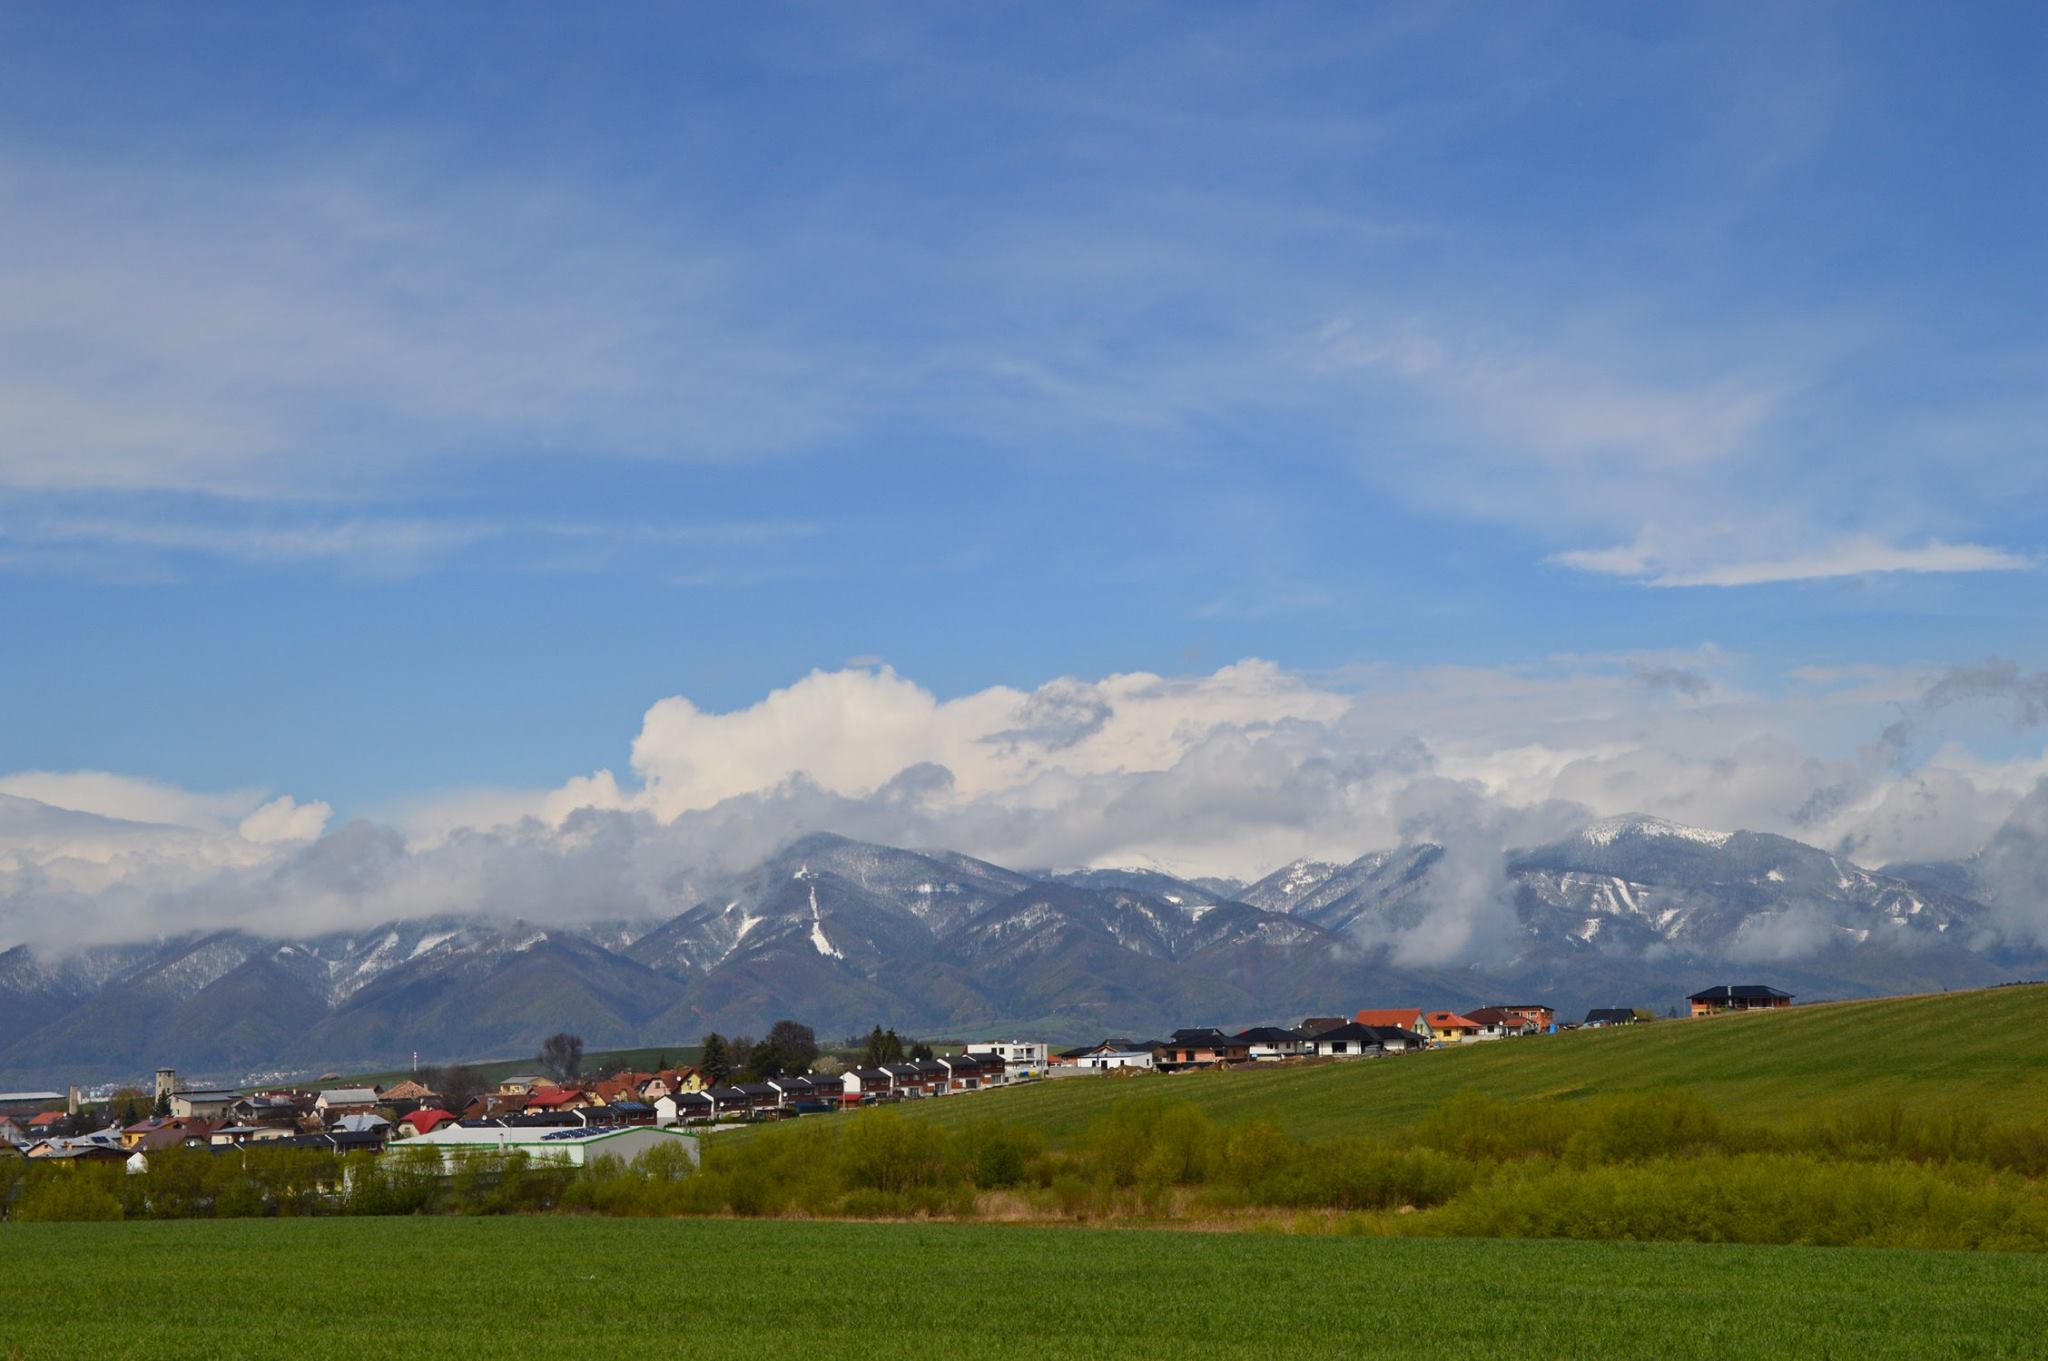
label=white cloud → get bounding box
[11,656,2048,955]
[1555,533,2034,588]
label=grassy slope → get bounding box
[6,1218,2047,1361]
[886,984,2048,1144]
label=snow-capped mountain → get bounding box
[1,819,2039,1086]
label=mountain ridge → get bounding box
[1,816,2036,1086]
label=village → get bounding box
[1,986,1794,1171]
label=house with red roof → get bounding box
[397,1108,456,1138]
[522,1086,589,1113]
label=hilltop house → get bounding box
[1688,985,1793,1017]
[1354,1009,1434,1042]
[1584,1007,1645,1027]
[1155,1029,1250,1069]
[1464,1007,1542,1039]
[965,1041,1048,1077]
[1306,1023,1386,1058]
[1493,1004,1556,1029]
[1055,1040,1157,1072]
[1236,1026,1312,1060]
[1426,1012,1482,1045]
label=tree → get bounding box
[908,1041,935,1062]
[538,1032,585,1083]
[700,1033,732,1085]
[152,1090,170,1119]
[429,1064,487,1114]
[726,1034,757,1081]
[813,1054,845,1077]
[862,1026,905,1066]
[745,1040,782,1079]
[766,1019,820,1073]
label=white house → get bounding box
[314,1088,381,1116]
[1306,1023,1386,1059]
[965,1040,1047,1078]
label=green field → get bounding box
[881,985,2048,1144]
[5,1217,2047,1360]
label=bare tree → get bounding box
[538,1032,585,1083]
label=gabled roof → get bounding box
[523,1087,586,1109]
[1298,1017,1349,1035]
[401,1109,456,1134]
[1584,1008,1640,1024]
[316,1088,380,1105]
[1166,1028,1240,1047]
[1353,1008,1426,1028]
[1426,1012,1480,1030]
[1689,984,1793,1002]
[1236,1026,1302,1044]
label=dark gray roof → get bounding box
[1688,984,1793,1002]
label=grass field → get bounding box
[5,1217,2047,1360]
[872,984,2048,1145]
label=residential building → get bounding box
[1305,1023,1385,1058]
[965,1041,1047,1078]
[1688,985,1794,1017]
[1236,1026,1311,1060]
[168,1087,239,1121]
[1492,1004,1556,1029]
[1425,1012,1482,1045]
[314,1087,382,1118]
[1354,1009,1434,1042]
[1463,1007,1541,1039]
[401,1122,699,1169]
[1154,1029,1250,1069]
[1583,1007,1645,1027]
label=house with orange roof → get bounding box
[1353,1009,1434,1043]
[522,1086,589,1113]
[1426,1011,1482,1044]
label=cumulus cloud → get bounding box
[8,657,2048,954]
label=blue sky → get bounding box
[3,3,2046,842]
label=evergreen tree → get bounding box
[700,1032,732,1084]
[908,1041,934,1062]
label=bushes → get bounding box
[15,1174,124,1223]
[1426,1153,2048,1252]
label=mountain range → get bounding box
[1,816,2039,1086]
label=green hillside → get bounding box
[891,984,2048,1144]
[7,1218,2046,1361]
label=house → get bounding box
[378,1079,438,1109]
[1298,1017,1349,1036]
[229,1092,308,1129]
[206,1125,266,1147]
[168,1087,240,1121]
[1491,1004,1556,1030]
[522,1087,590,1114]
[0,1116,30,1147]
[1689,985,1793,1016]
[937,1055,993,1091]
[1583,1007,1645,1027]
[314,1087,382,1118]
[964,1041,1047,1078]
[1353,1009,1434,1042]
[1425,1012,1483,1045]
[496,1075,551,1095]
[1305,1023,1385,1058]
[397,1108,457,1137]
[1155,1029,1250,1069]
[1463,1007,1541,1039]
[839,1067,896,1103]
[587,1073,647,1105]
[28,1110,69,1135]
[1236,1026,1311,1061]
[1364,1026,1431,1054]
[655,1091,717,1125]
[638,1068,705,1101]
